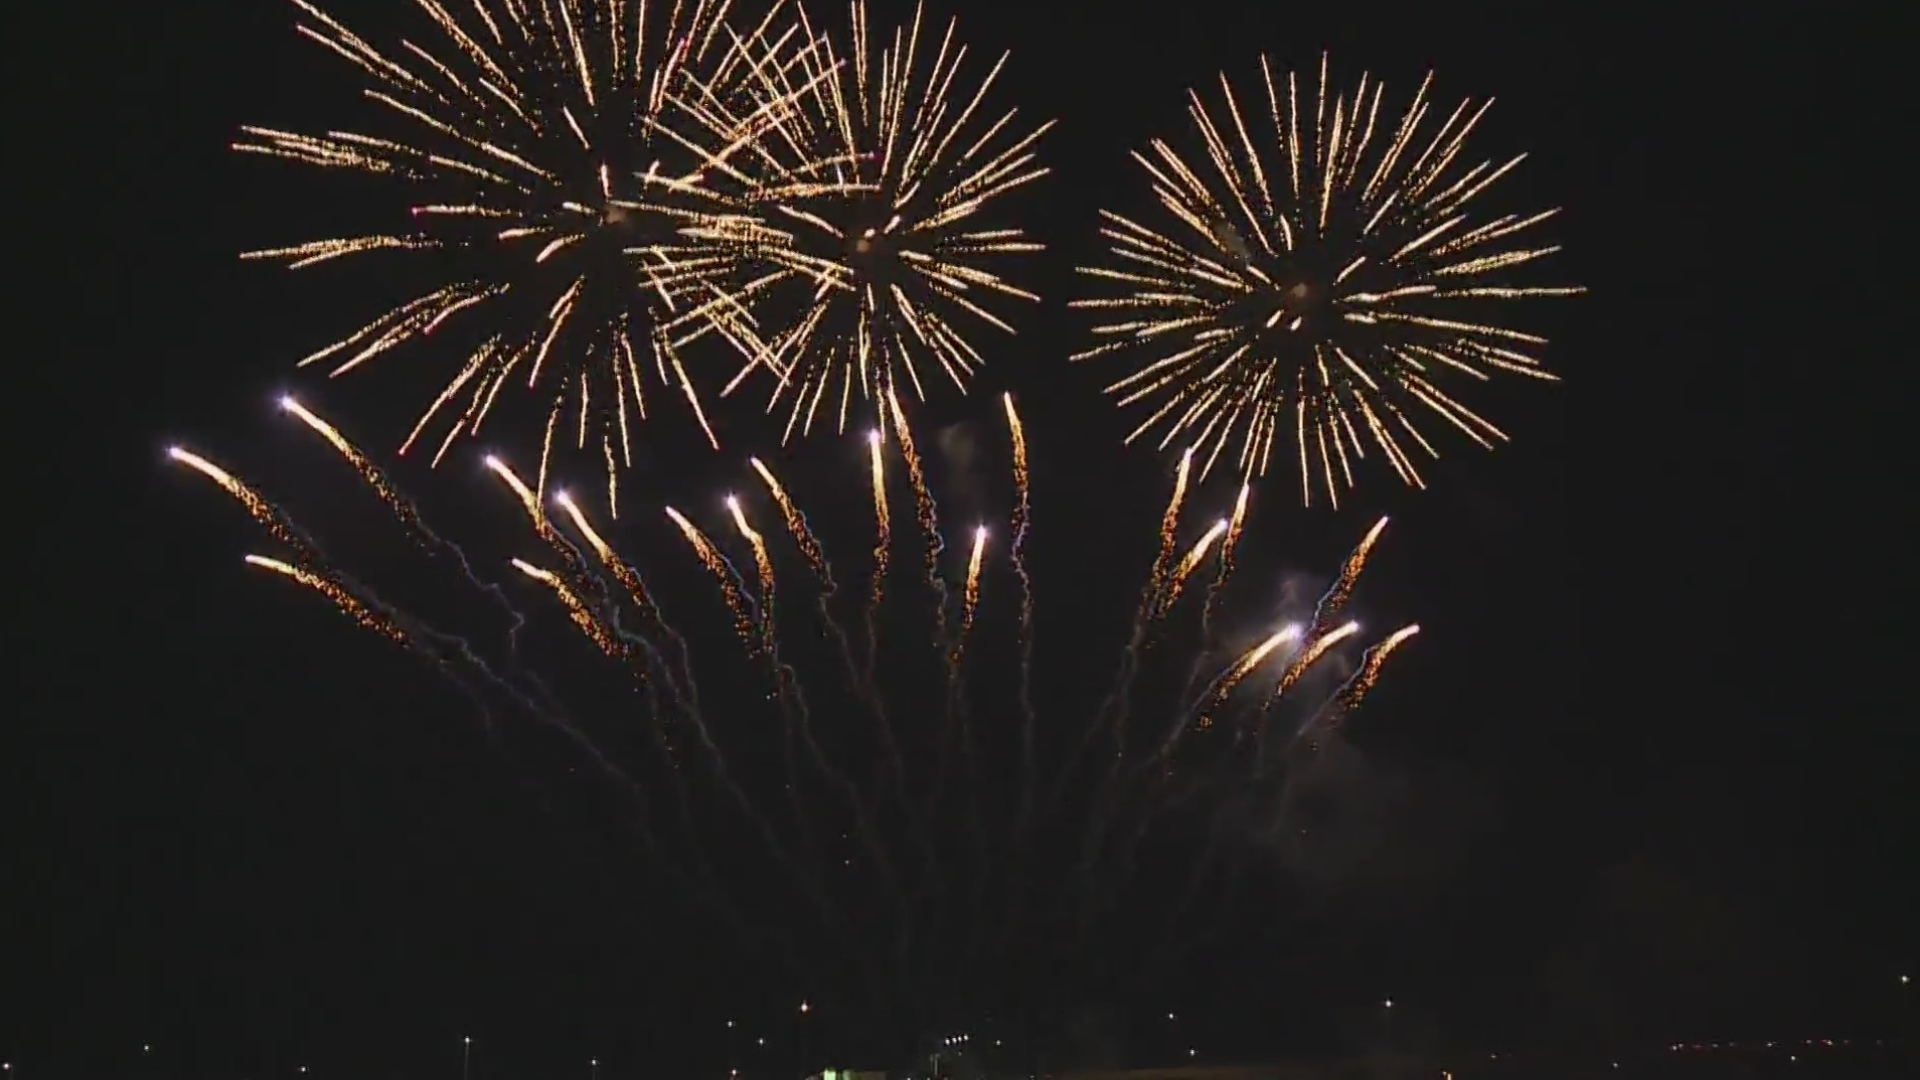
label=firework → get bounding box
[717,0,1051,439]
[244,554,410,645]
[177,396,1421,1054]
[1072,53,1583,506]
[237,0,838,502]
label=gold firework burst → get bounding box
[236,0,831,506]
[716,0,1052,441]
[1072,53,1583,507]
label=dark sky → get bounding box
[11,1,1911,1077]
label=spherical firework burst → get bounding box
[716,0,1052,440]
[171,394,1422,1059]
[236,0,829,509]
[1072,54,1583,508]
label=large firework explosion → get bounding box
[1072,54,1583,508]
[236,0,1047,507]
[714,0,1052,441]
[169,394,1418,1058]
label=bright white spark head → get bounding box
[166,446,186,460]
[553,489,574,507]
[726,494,740,510]
[1282,623,1304,640]
[976,525,989,540]
[868,429,882,445]
[277,394,298,411]
[483,454,502,469]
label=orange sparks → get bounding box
[749,457,830,585]
[169,447,309,554]
[667,505,756,652]
[1270,620,1362,703]
[867,428,890,608]
[1196,624,1301,729]
[511,557,625,659]
[244,554,406,644]
[1160,518,1230,614]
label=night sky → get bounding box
[11,2,1911,1077]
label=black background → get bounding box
[9,1,1911,1077]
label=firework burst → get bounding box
[1072,53,1583,507]
[236,0,840,507]
[716,0,1052,439]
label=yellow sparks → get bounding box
[726,0,1051,441]
[1315,514,1388,631]
[279,394,423,530]
[482,453,542,524]
[553,489,656,615]
[239,0,830,493]
[1149,448,1194,595]
[511,557,624,659]
[1071,54,1582,504]
[886,388,944,597]
[749,456,831,585]
[1196,624,1301,729]
[1159,518,1229,614]
[244,554,407,645]
[727,493,778,652]
[1338,623,1420,715]
[169,446,310,554]
[667,505,756,652]
[960,525,988,639]
[1270,620,1362,703]
[867,428,891,609]
[1003,393,1030,533]
[1225,484,1250,562]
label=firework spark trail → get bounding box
[750,456,834,590]
[1189,624,1302,736]
[511,557,629,660]
[666,506,758,653]
[281,395,541,657]
[727,492,829,878]
[944,525,994,958]
[750,454,904,825]
[553,488,707,691]
[1096,449,1196,771]
[1003,394,1042,846]
[527,506,856,977]
[1198,483,1252,639]
[726,494,778,654]
[1071,53,1583,504]
[864,428,891,674]
[1158,517,1228,616]
[1265,619,1362,709]
[956,526,988,663]
[1307,623,1420,735]
[237,0,845,496]
[1150,448,1195,596]
[1309,514,1388,635]
[178,382,1432,1033]
[245,554,408,644]
[168,447,323,560]
[482,454,598,592]
[886,389,950,646]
